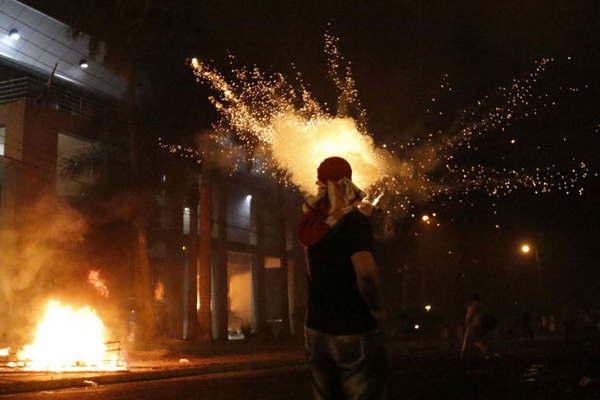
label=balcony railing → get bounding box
[0,76,110,119]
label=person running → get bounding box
[298,156,388,400]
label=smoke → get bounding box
[0,196,88,342]
[228,270,252,332]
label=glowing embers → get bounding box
[12,300,126,372]
[187,34,594,218]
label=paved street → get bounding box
[3,340,600,399]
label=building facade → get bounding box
[151,168,308,341]
[0,0,125,230]
[0,0,308,343]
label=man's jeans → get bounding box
[305,327,388,400]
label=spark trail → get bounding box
[181,34,595,217]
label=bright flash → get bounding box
[372,192,384,206]
[16,300,126,371]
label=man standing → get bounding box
[298,157,388,400]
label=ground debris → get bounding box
[82,380,98,387]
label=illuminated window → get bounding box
[183,207,191,234]
[0,126,5,156]
[264,256,281,269]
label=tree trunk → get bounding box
[124,66,155,342]
[196,172,213,340]
[133,221,155,340]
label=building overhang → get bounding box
[0,0,126,99]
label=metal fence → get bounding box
[0,76,109,119]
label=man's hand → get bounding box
[351,251,384,321]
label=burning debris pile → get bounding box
[0,197,127,372]
[0,300,126,372]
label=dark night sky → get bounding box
[189,1,599,134]
[28,1,600,306]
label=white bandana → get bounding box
[303,178,367,227]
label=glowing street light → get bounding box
[414,324,420,330]
[8,29,20,41]
[519,240,545,306]
[421,214,430,222]
[424,304,432,312]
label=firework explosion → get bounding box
[177,34,595,216]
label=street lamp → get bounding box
[424,304,432,312]
[519,241,544,307]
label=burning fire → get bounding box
[88,269,109,298]
[14,300,126,371]
[154,281,165,301]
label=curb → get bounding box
[0,358,307,395]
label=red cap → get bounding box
[317,157,352,182]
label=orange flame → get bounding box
[154,281,165,301]
[88,270,109,298]
[15,300,126,371]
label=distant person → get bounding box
[561,304,577,343]
[521,311,535,342]
[299,157,388,400]
[462,294,497,358]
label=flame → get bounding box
[16,300,126,371]
[154,281,165,301]
[88,270,109,298]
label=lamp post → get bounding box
[519,241,543,307]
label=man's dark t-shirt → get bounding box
[305,210,377,335]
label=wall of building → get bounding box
[0,99,26,228]
[0,98,100,229]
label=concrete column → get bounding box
[214,177,229,339]
[252,193,266,334]
[196,173,213,340]
[278,189,290,336]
